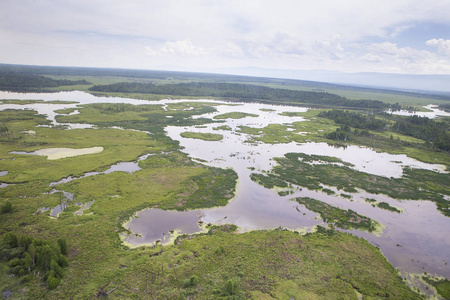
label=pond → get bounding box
[387,104,450,118]
[1,90,449,292]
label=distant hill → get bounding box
[213,66,450,94]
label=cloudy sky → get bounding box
[2,0,450,76]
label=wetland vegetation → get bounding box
[213,112,259,119]
[0,64,449,299]
[180,131,223,141]
[251,152,449,216]
[318,109,450,151]
[294,197,378,232]
[422,276,450,299]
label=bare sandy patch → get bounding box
[19,130,36,136]
[34,146,104,160]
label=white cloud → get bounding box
[271,32,306,55]
[312,35,344,61]
[367,42,433,62]
[426,39,450,57]
[2,0,450,74]
[146,39,207,57]
[368,42,398,56]
[359,53,384,63]
[357,41,448,74]
[247,44,273,59]
[215,42,245,58]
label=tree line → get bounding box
[318,110,388,130]
[0,71,90,92]
[319,110,450,151]
[89,81,389,109]
[1,233,69,289]
[392,115,450,151]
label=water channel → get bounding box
[1,90,449,296]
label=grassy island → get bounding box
[180,131,223,141]
[213,112,259,119]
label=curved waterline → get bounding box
[1,90,449,288]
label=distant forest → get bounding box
[393,115,450,151]
[89,82,389,109]
[0,71,90,91]
[318,110,388,130]
[319,110,450,151]
[1,63,450,102]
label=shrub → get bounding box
[20,235,33,251]
[1,201,12,214]
[3,232,18,248]
[215,245,225,255]
[183,275,199,288]
[57,238,68,256]
[226,280,235,295]
[46,271,60,290]
[178,291,186,300]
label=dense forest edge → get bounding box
[0,71,90,91]
[88,81,391,109]
[318,110,450,152]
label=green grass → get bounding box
[322,188,336,195]
[213,125,232,131]
[377,202,401,213]
[294,197,378,232]
[53,152,238,231]
[180,131,223,141]
[261,152,449,216]
[54,107,79,114]
[236,109,450,167]
[250,173,289,189]
[165,101,228,111]
[239,124,297,144]
[238,110,338,144]
[279,111,305,116]
[213,112,258,119]
[0,125,158,186]
[422,276,450,299]
[0,149,237,299]
[109,227,420,299]
[56,102,218,136]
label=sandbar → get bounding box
[34,146,104,160]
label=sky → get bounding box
[1,0,450,76]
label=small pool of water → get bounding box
[50,153,153,186]
[74,200,95,216]
[39,189,75,217]
[123,208,203,246]
[386,104,450,118]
